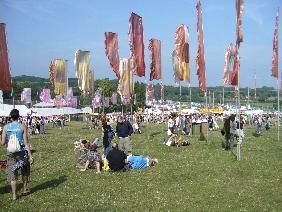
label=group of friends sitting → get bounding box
[74,139,158,173]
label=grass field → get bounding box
[0,121,281,211]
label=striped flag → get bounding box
[175,24,190,82]
[148,39,162,81]
[21,88,31,104]
[272,9,279,79]
[129,12,145,77]
[195,0,206,92]
[49,60,55,91]
[105,32,120,78]
[0,23,12,91]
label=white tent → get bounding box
[81,107,92,114]
[0,104,31,116]
[33,102,55,108]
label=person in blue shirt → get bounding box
[127,153,158,169]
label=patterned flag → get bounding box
[230,50,240,86]
[74,50,91,96]
[49,61,55,91]
[148,39,162,81]
[172,50,180,83]
[71,96,78,108]
[223,43,236,85]
[272,9,279,79]
[21,88,31,104]
[118,58,134,104]
[236,0,244,48]
[146,83,154,106]
[0,23,12,91]
[129,12,145,77]
[195,0,206,92]
[105,32,120,78]
[175,24,190,82]
[111,92,117,105]
[53,59,68,96]
[55,95,64,107]
[39,89,51,103]
[92,88,102,109]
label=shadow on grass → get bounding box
[31,175,68,193]
[150,131,162,137]
[252,133,261,137]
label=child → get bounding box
[80,144,102,174]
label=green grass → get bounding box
[0,122,281,211]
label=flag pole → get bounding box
[237,49,241,161]
[205,90,209,144]
[277,77,280,142]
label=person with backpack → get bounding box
[1,109,33,200]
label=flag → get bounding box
[55,95,64,107]
[230,50,240,86]
[104,97,110,108]
[118,58,134,104]
[223,43,236,85]
[105,32,120,78]
[39,89,51,103]
[74,50,91,96]
[146,83,154,106]
[195,0,206,92]
[148,39,162,81]
[111,92,117,105]
[21,88,31,104]
[0,23,12,91]
[53,59,68,96]
[272,9,279,79]
[49,61,55,91]
[236,0,244,48]
[129,12,145,77]
[175,24,190,82]
[92,88,102,109]
[172,50,180,83]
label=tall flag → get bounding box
[195,0,206,92]
[146,83,154,106]
[105,32,120,78]
[175,24,190,82]
[0,23,12,91]
[74,50,91,96]
[236,0,244,48]
[92,88,102,109]
[129,12,145,77]
[272,9,279,79]
[53,59,68,96]
[55,95,64,107]
[49,61,55,91]
[223,43,236,85]
[230,51,239,86]
[111,92,117,105]
[172,50,180,83]
[118,58,134,105]
[104,97,110,108]
[148,39,162,81]
[21,88,31,104]
[39,89,51,103]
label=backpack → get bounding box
[7,133,21,153]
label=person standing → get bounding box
[101,117,114,157]
[1,109,33,200]
[116,116,133,155]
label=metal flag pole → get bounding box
[205,90,209,144]
[223,86,225,105]
[189,84,192,108]
[237,50,241,161]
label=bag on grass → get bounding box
[7,133,21,153]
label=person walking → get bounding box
[1,109,33,200]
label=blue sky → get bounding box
[0,0,281,88]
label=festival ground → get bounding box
[0,121,281,211]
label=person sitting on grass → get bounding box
[163,130,177,146]
[80,144,102,174]
[106,142,128,172]
[76,139,90,168]
[127,152,158,169]
[175,136,190,147]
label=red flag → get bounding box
[236,0,244,48]
[105,32,120,78]
[0,23,12,91]
[272,9,279,79]
[230,49,240,86]
[148,39,161,81]
[129,12,145,77]
[195,0,206,92]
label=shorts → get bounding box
[118,137,132,154]
[6,151,30,182]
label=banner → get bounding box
[175,24,190,82]
[146,83,154,106]
[272,9,279,79]
[129,12,145,77]
[148,39,162,81]
[195,0,206,92]
[74,50,91,95]
[39,89,51,103]
[223,43,236,85]
[92,88,102,109]
[54,59,68,96]
[172,50,180,83]
[55,95,64,107]
[104,97,110,108]
[236,0,244,48]
[111,92,117,105]
[105,32,120,78]
[21,88,31,104]
[49,61,55,91]
[0,23,12,91]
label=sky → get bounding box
[0,0,281,88]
